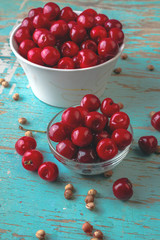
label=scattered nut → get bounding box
[35,229,46,239]
[85,194,94,204]
[155,146,160,154]
[82,222,93,234]
[25,131,33,137]
[64,189,73,199]
[121,53,128,60]
[2,80,9,87]
[104,170,113,178]
[86,202,95,210]
[147,64,154,71]
[91,238,99,240]
[65,183,74,191]
[18,117,27,124]
[13,93,19,101]
[93,230,103,239]
[114,67,122,74]
[117,102,124,109]
[149,111,156,118]
[0,78,5,84]
[88,189,97,196]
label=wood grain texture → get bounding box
[0,0,160,239]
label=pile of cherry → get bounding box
[14,2,124,69]
[49,94,132,162]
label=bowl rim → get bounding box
[47,107,133,167]
[10,11,125,72]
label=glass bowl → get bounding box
[47,109,133,175]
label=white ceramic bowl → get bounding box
[10,12,125,108]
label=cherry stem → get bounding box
[19,125,46,133]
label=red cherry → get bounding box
[85,112,108,133]
[82,9,97,17]
[27,48,44,65]
[98,38,119,59]
[93,130,110,146]
[70,25,87,43]
[21,17,34,33]
[22,150,43,171]
[62,107,82,128]
[77,14,95,29]
[90,26,107,43]
[33,13,50,29]
[77,49,98,68]
[38,162,59,182]
[71,127,93,147]
[15,136,37,156]
[97,55,108,65]
[151,111,160,131]
[61,41,79,57]
[43,2,60,20]
[138,136,158,154]
[14,27,31,44]
[60,7,75,22]
[113,178,133,201]
[101,97,120,117]
[81,40,97,53]
[56,139,77,159]
[77,147,97,163]
[37,32,56,48]
[32,28,49,44]
[75,106,88,123]
[72,55,80,68]
[81,94,101,112]
[95,14,109,26]
[28,7,43,19]
[109,28,124,45]
[50,20,69,39]
[112,129,132,150]
[96,138,118,161]
[41,46,60,66]
[63,124,74,138]
[68,21,77,29]
[104,19,122,31]
[110,112,130,131]
[58,57,75,69]
[49,122,66,142]
[19,39,36,58]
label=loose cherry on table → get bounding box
[96,138,118,161]
[49,122,67,142]
[151,111,160,131]
[77,49,98,68]
[109,27,124,46]
[90,26,107,43]
[61,41,79,57]
[113,178,133,201]
[71,126,93,147]
[19,39,36,58]
[62,107,82,128]
[95,13,109,26]
[138,136,158,154]
[70,25,87,43]
[111,128,132,150]
[14,26,31,44]
[27,48,44,66]
[85,111,108,132]
[81,39,97,53]
[43,2,60,20]
[109,112,130,131]
[50,20,69,38]
[101,97,120,117]
[58,57,75,69]
[37,32,56,48]
[22,149,43,171]
[41,46,60,66]
[98,37,119,59]
[81,94,101,112]
[38,162,59,181]
[77,147,97,163]
[56,139,77,159]
[77,13,95,29]
[15,136,37,155]
[104,19,123,31]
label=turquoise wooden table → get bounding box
[1,0,160,239]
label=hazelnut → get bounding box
[93,230,103,239]
[0,78,5,84]
[113,67,122,74]
[155,146,160,154]
[25,131,33,137]
[64,189,73,199]
[2,80,9,87]
[117,102,124,109]
[88,189,97,196]
[91,238,99,240]
[86,202,95,210]
[82,222,93,234]
[121,53,128,60]
[104,170,113,178]
[35,229,46,239]
[85,195,94,204]
[18,117,27,124]
[13,93,19,101]
[147,64,154,71]
[149,111,156,118]
[65,183,74,191]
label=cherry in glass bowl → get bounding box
[47,107,133,175]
